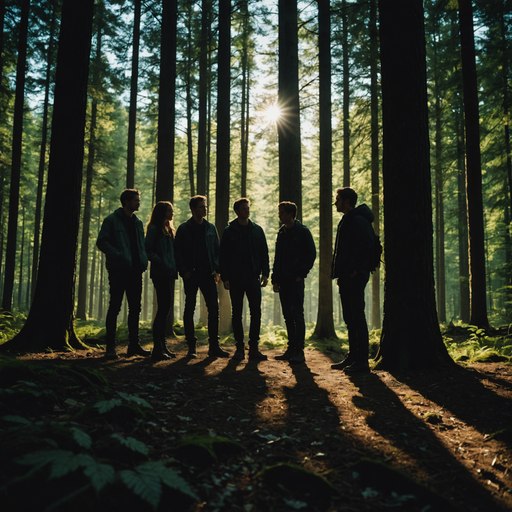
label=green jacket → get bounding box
[145,224,176,279]
[96,208,148,272]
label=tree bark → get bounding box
[2,0,30,312]
[1,0,94,353]
[313,0,336,340]
[374,0,453,371]
[459,0,489,328]
[342,0,350,187]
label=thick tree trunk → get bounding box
[240,0,249,198]
[314,0,336,340]
[1,0,94,353]
[342,0,350,188]
[277,0,301,219]
[374,0,453,371]
[459,0,489,328]
[185,6,195,197]
[2,0,30,312]
[126,0,141,189]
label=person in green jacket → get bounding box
[97,189,149,359]
[145,201,177,361]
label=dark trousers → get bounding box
[106,268,142,343]
[183,272,219,344]
[229,276,262,347]
[152,276,173,343]
[338,271,370,363]
[279,280,305,350]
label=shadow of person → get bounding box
[348,371,507,512]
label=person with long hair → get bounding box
[145,201,177,360]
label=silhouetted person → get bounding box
[219,198,270,361]
[145,201,177,361]
[331,187,374,373]
[272,201,316,364]
[175,195,228,358]
[97,189,149,359]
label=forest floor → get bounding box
[5,336,512,512]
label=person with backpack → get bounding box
[331,187,376,373]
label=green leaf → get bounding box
[16,450,71,470]
[48,453,94,479]
[94,398,123,414]
[117,391,153,409]
[2,415,32,425]
[119,464,162,510]
[71,427,92,449]
[111,433,149,455]
[159,464,199,501]
[83,461,115,492]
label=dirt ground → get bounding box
[18,339,512,511]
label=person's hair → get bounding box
[146,201,175,237]
[233,197,250,212]
[278,201,297,219]
[335,187,358,208]
[189,195,207,210]
[120,189,140,206]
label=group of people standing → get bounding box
[96,186,376,374]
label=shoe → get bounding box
[248,349,268,361]
[126,342,151,357]
[105,344,118,359]
[151,345,171,361]
[275,348,295,361]
[161,341,176,358]
[208,345,230,358]
[331,355,354,370]
[186,343,197,358]
[289,349,305,364]
[232,346,245,360]
[344,361,370,374]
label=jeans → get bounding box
[183,272,219,344]
[338,271,370,363]
[279,279,305,350]
[106,268,142,343]
[229,276,262,347]
[152,276,173,343]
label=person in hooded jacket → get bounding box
[331,187,375,373]
[145,201,177,361]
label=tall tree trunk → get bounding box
[313,0,336,340]
[2,0,30,312]
[76,23,102,320]
[185,6,195,197]
[17,208,25,310]
[88,244,96,319]
[374,0,453,371]
[196,0,209,195]
[126,0,141,189]
[369,0,380,329]
[1,0,94,353]
[459,0,489,328]
[216,0,231,334]
[277,0,301,218]
[31,6,55,304]
[240,0,249,198]
[156,0,177,335]
[342,0,350,187]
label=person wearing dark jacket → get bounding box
[272,201,316,364]
[145,201,177,361]
[219,198,270,361]
[97,189,149,359]
[331,187,375,373]
[174,195,228,358]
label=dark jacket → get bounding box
[174,217,220,275]
[271,220,316,284]
[331,204,375,278]
[96,208,148,272]
[219,219,270,282]
[145,224,176,279]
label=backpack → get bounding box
[370,231,383,272]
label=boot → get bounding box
[275,346,295,360]
[344,361,370,373]
[289,349,305,364]
[331,353,354,370]
[105,341,118,360]
[127,340,151,357]
[151,341,170,361]
[161,340,176,358]
[208,344,230,358]
[186,340,197,358]
[232,343,245,361]
[248,344,268,361]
